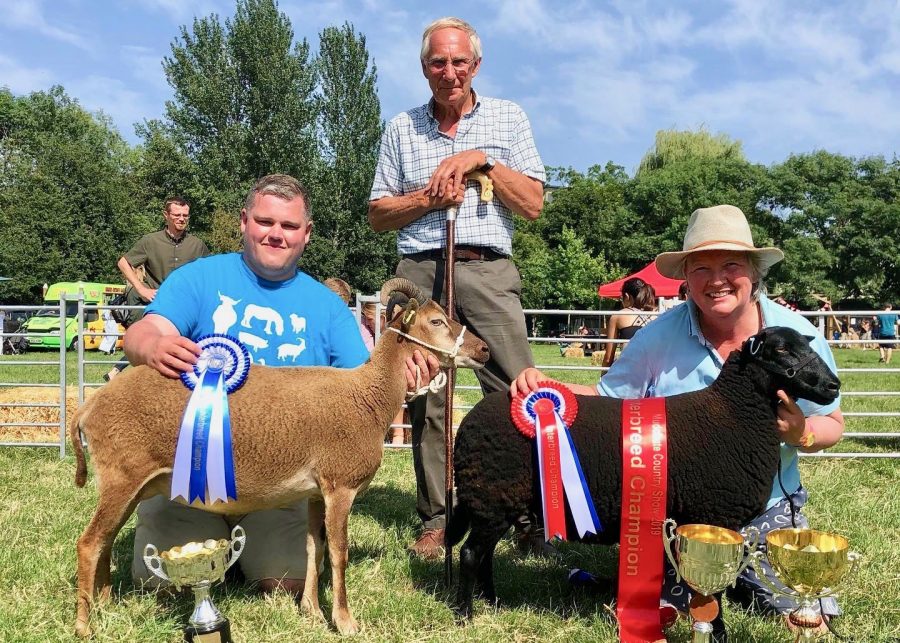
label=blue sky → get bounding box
[1,0,898,174]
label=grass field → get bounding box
[0,345,898,642]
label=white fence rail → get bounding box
[0,296,896,458]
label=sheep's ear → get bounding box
[804,334,816,344]
[401,299,419,331]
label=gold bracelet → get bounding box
[794,429,816,449]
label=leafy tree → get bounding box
[626,156,768,265]
[763,152,900,303]
[299,22,391,292]
[513,229,551,310]
[537,163,636,269]
[637,127,745,176]
[769,236,837,308]
[544,226,615,310]
[153,0,318,227]
[0,87,145,303]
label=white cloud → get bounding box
[122,45,168,91]
[0,0,91,51]
[67,75,159,139]
[0,54,54,94]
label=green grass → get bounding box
[0,449,897,642]
[0,345,898,641]
[0,348,121,385]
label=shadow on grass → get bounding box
[401,538,621,621]
[352,481,418,532]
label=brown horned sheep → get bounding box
[71,278,489,638]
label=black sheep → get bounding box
[449,326,840,620]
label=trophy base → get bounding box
[185,619,232,643]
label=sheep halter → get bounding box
[385,324,468,361]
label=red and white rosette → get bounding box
[511,382,602,541]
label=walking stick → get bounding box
[443,171,493,586]
[443,200,457,587]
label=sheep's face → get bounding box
[409,301,490,369]
[742,327,840,405]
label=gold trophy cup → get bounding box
[144,525,246,643]
[663,519,760,642]
[751,528,860,642]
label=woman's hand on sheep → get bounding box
[510,368,551,397]
[510,368,601,398]
[775,390,807,445]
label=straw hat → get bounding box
[655,205,784,279]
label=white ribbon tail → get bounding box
[206,374,228,504]
[171,385,205,502]
[557,412,602,538]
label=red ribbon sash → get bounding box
[535,398,567,540]
[617,398,668,643]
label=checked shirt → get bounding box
[370,93,545,257]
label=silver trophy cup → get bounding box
[144,525,246,643]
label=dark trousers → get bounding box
[397,255,534,529]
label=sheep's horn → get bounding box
[380,278,426,306]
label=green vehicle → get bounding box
[23,282,126,350]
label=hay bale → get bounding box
[591,351,605,366]
[0,386,95,442]
[563,346,585,359]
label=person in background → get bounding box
[368,16,546,559]
[601,277,656,369]
[105,197,209,381]
[512,205,843,635]
[875,303,897,364]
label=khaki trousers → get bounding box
[397,256,534,529]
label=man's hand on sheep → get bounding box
[142,335,201,379]
[123,314,201,379]
[405,350,442,397]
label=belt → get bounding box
[406,245,508,262]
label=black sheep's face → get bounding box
[742,327,840,405]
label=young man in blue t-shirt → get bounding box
[124,174,438,596]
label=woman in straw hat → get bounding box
[512,204,843,633]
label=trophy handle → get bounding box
[142,544,170,583]
[225,524,247,571]
[733,526,761,582]
[749,550,790,598]
[811,551,863,600]
[662,518,682,584]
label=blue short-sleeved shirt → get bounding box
[146,253,369,369]
[877,312,897,338]
[370,93,545,256]
[598,296,841,510]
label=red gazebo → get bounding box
[597,261,685,299]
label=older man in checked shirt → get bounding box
[368,16,546,559]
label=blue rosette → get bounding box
[171,334,249,505]
[180,334,250,393]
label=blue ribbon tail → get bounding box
[188,368,221,504]
[563,424,603,533]
[221,381,237,500]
